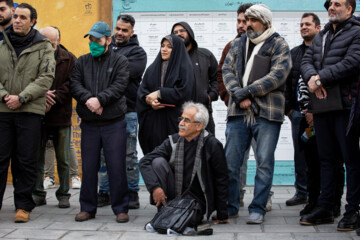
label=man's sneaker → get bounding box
[43,177,55,189]
[300,206,334,225]
[286,195,307,206]
[247,212,264,224]
[14,209,30,223]
[128,191,140,209]
[97,191,110,207]
[337,210,360,231]
[71,176,81,189]
[58,198,70,208]
[33,197,46,207]
[265,191,274,212]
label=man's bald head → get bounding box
[40,26,59,52]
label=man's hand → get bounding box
[151,99,165,110]
[232,87,251,104]
[46,103,52,113]
[239,99,251,109]
[308,75,320,93]
[86,97,101,113]
[146,91,159,105]
[46,90,56,106]
[152,187,167,207]
[95,106,103,115]
[315,86,327,99]
[4,95,22,110]
[305,112,314,127]
[214,219,229,225]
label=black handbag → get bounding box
[309,84,343,114]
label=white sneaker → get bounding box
[43,177,55,189]
[247,212,264,224]
[71,176,81,189]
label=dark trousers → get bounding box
[0,113,41,211]
[33,126,71,201]
[300,118,344,207]
[314,111,360,212]
[80,119,128,215]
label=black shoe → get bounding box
[300,206,334,225]
[333,205,341,218]
[286,195,307,206]
[128,191,140,209]
[33,197,46,207]
[337,210,360,231]
[58,198,70,208]
[97,191,110,207]
[300,203,317,216]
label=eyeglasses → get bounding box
[178,117,199,124]
[173,28,187,34]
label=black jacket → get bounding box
[139,133,229,220]
[301,16,360,110]
[110,35,147,113]
[70,50,129,125]
[171,22,219,112]
[285,42,308,115]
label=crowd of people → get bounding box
[0,0,359,235]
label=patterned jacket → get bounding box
[222,33,291,122]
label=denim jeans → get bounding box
[288,110,307,198]
[225,116,281,215]
[33,126,71,201]
[98,112,139,193]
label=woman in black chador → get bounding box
[137,35,194,154]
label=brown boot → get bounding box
[75,211,95,222]
[14,209,30,223]
[116,213,129,223]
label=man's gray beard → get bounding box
[329,16,341,24]
[0,15,11,26]
[247,30,263,39]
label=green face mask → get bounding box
[89,41,105,57]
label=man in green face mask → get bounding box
[70,21,130,223]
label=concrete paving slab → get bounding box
[264,224,317,233]
[5,229,67,239]
[60,230,123,240]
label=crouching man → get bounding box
[139,102,229,226]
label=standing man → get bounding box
[223,4,291,223]
[171,21,218,134]
[71,21,130,223]
[284,13,321,207]
[0,0,14,40]
[300,0,360,231]
[97,14,147,209]
[32,26,76,208]
[0,3,55,222]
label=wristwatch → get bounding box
[18,95,25,104]
[315,79,321,86]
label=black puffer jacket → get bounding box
[139,133,229,221]
[70,50,129,125]
[110,35,147,113]
[171,22,219,112]
[301,16,360,110]
[285,42,308,115]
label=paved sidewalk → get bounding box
[0,185,358,240]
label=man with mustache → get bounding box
[0,0,14,41]
[300,0,360,231]
[170,22,218,134]
[139,102,229,228]
[222,4,291,224]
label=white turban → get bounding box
[245,4,272,27]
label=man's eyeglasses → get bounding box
[173,28,187,34]
[178,117,199,124]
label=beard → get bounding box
[246,26,265,39]
[0,14,12,26]
[184,36,191,47]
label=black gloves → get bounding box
[231,86,252,105]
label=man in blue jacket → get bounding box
[300,0,360,231]
[97,14,147,210]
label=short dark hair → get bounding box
[345,0,356,14]
[17,3,37,26]
[116,14,135,28]
[302,13,321,26]
[0,0,14,7]
[237,3,253,15]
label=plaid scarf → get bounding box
[174,131,204,197]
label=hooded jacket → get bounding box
[301,16,360,111]
[110,35,147,113]
[0,30,55,115]
[45,44,76,127]
[171,22,219,112]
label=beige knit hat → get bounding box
[245,4,272,27]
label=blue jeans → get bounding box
[98,112,140,193]
[288,110,307,198]
[225,116,281,215]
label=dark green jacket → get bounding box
[0,30,55,115]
